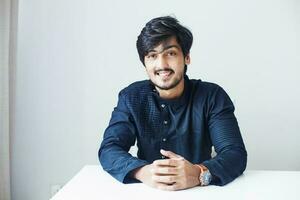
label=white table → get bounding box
[51,165,300,200]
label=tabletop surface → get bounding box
[51,165,300,200]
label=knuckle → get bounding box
[172,168,178,174]
[166,168,172,173]
[170,160,176,166]
[151,175,158,181]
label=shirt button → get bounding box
[161,155,166,159]
[162,138,167,142]
[161,104,165,108]
[163,120,168,125]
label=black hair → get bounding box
[136,16,193,73]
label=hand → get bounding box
[132,149,201,191]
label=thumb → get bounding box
[160,149,183,160]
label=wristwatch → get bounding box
[196,164,212,186]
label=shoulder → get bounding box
[189,78,223,95]
[189,78,232,104]
[118,80,152,99]
[188,79,234,112]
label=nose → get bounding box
[156,55,168,69]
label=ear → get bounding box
[185,54,191,65]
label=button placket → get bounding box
[160,136,168,159]
[160,103,169,155]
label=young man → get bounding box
[98,16,247,191]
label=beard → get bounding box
[151,73,183,90]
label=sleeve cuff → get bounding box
[201,159,231,186]
[120,159,149,184]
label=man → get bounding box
[98,16,247,191]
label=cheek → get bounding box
[145,67,154,76]
[173,61,185,71]
[171,57,185,66]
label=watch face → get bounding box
[200,171,212,186]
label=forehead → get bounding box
[149,37,181,53]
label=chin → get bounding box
[156,82,178,90]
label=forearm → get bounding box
[207,91,248,185]
[99,143,148,183]
[130,165,150,182]
[202,146,247,186]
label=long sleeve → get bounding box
[98,91,149,183]
[202,86,247,186]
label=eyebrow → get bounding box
[147,45,180,54]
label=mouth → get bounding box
[155,69,173,78]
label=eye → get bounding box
[146,54,157,59]
[167,51,177,56]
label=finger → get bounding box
[153,159,180,167]
[153,182,176,190]
[157,182,181,191]
[152,174,178,184]
[152,166,179,175]
[160,149,183,159]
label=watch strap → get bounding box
[195,164,211,186]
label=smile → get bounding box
[155,70,173,77]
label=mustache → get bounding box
[154,68,174,74]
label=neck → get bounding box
[156,78,185,99]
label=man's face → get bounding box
[144,37,190,91]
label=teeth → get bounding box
[157,71,171,76]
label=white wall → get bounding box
[1,0,12,199]
[11,0,300,199]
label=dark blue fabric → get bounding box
[98,75,247,186]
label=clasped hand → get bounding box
[132,149,201,191]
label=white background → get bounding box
[10,0,300,199]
